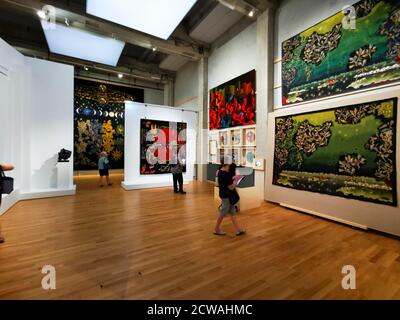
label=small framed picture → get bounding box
[231,129,242,146]
[219,131,230,147]
[244,128,256,146]
[242,147,256,167]
[209,140,218,155]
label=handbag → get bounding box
[229,188,240,205]
[0,166,14,194]
[103,158,111,170]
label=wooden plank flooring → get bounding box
[0,174,400,299]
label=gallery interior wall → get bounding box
[0,38,25,214]
[207,12,273,199]
[144,87,164,106]
[123,102,198,190]
[0,38,75,214]
[269,0,400,236]
[24,57,74,192]
[266,85,400,236]
[174,61,199,111]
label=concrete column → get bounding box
[256,8,275,199]
[196,57,208,181]
[163,78,174,106]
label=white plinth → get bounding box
[56,162,73,189]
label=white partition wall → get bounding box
[265,86,400,237]
[0,38,75,215]
[122,102,198,190]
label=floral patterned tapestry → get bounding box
[282,0,400,105]
[74,79,144,170]
[273,98,398,206]
[209,70,256,130]
[140,119,187,174]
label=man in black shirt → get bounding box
[214,161,245,236]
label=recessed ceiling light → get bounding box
[84,66,89,71]
[37,10,46,19]
[40,21,125,66]
[152,47,157,52]
[118,73,123,78]
[86,0,197,40]
[248,10,255,17]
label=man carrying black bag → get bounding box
[0,164,14,244]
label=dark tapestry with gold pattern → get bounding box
[74,79,144,170]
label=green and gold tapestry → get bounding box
[282,0,400,105]
[273,98,398,206]
[74,79,144,170]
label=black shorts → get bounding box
[99,169,109,177]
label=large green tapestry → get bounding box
[282,0,400,105]
[74,79,144,170]
[273,98,398,206]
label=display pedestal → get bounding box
[56,162,73,189]
[214,186,262,211]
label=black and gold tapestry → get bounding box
[74,79,144,170]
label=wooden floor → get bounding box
[1,174,400,299]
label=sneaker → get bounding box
[236,230,246,236]
[213,230,226,236]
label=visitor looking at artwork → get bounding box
[98,152,112,187]
[171,159,186,194]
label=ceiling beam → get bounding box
[3,0,209,60]
[13,43,171,84]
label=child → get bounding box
[98,152,112,187]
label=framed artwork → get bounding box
[140,119,187,174]
[219,131,230,147]
[273,97,397,206]
[244,128,256,146]
[282,0,400,106]
[231,148,242,166]
[209,140,218,155]
[243,148,256,167]
[231,129,242,145]
[209,70,256,129]
[74,78,144,170]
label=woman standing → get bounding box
[98,152,112,187]
[0,164,15,244]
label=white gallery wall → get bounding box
[0,38,75,214]
[207,13,272,199]
[123,102,198,190]
[174,61,199,111]
[0,38,25,214]
[22,57,74,196]
[268,0,400,236]
[144,88,164,105]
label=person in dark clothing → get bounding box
[171,159,186,194]
[0,164,14,244]
[214,160,245,236]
